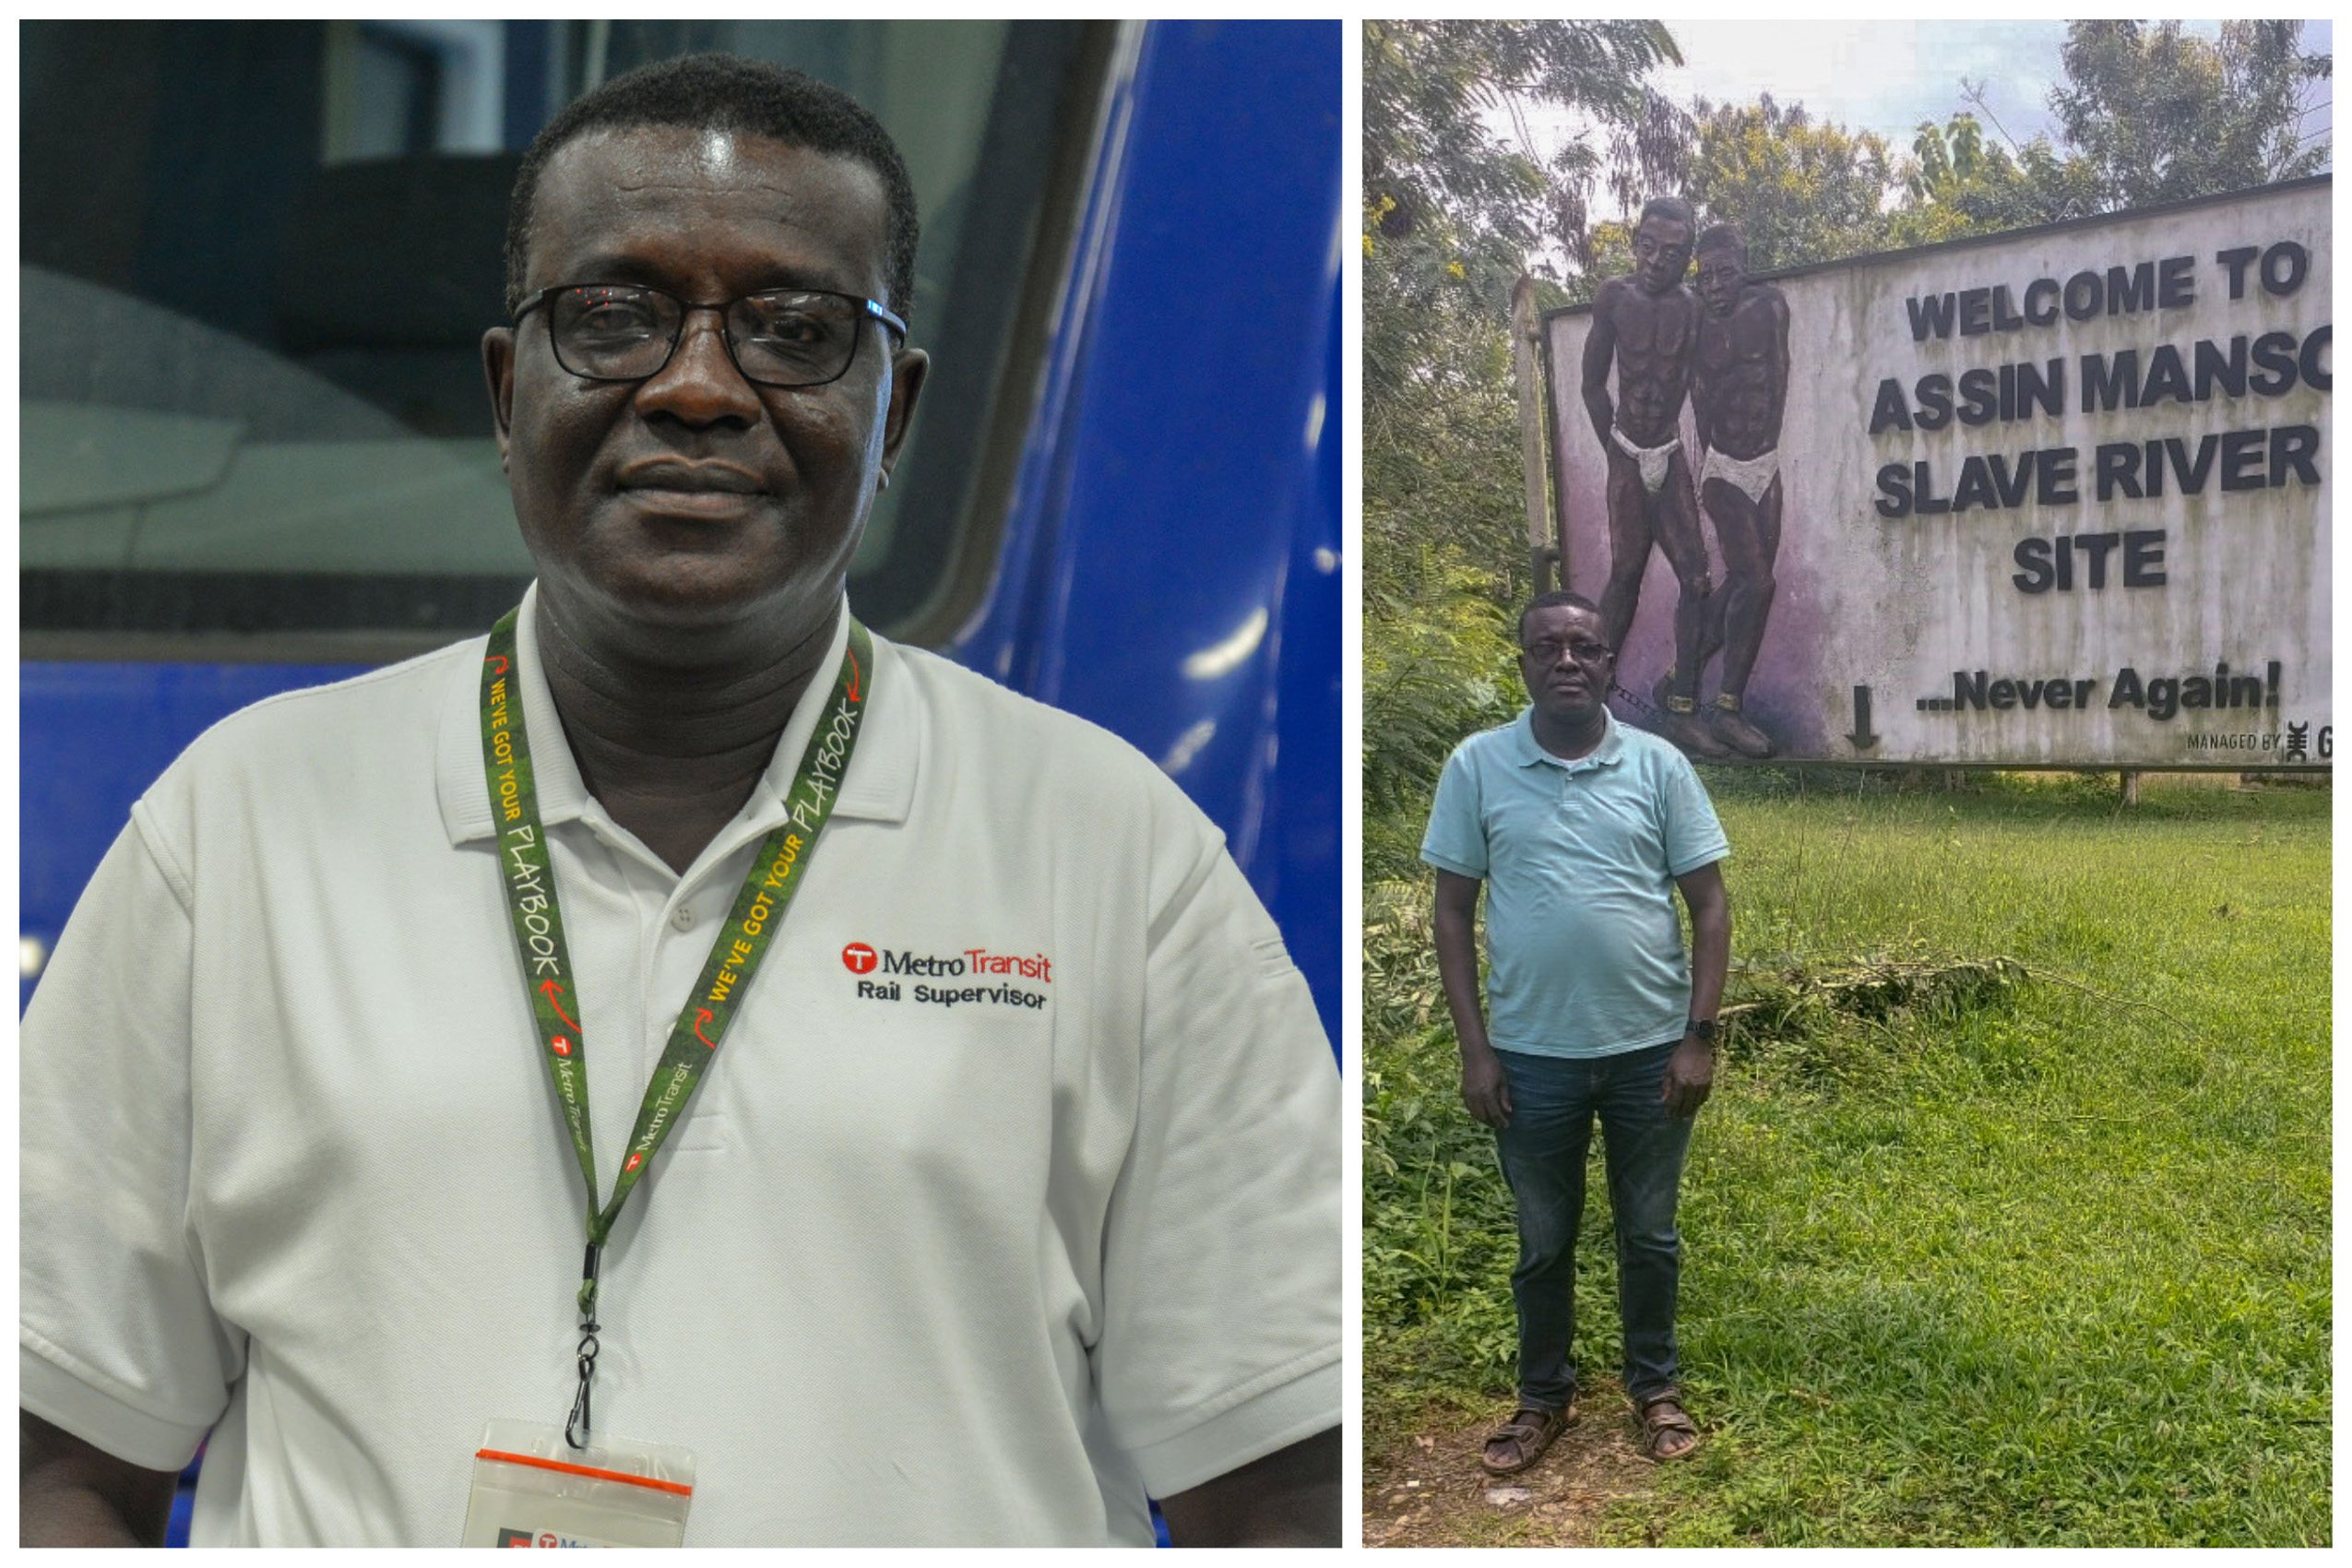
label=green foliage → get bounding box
[1673,24,2328,274]
[1682,95,1898,273]
[1361,883,1526,1390]
[1888,114,2098,248]
[2051,20,2333,211]
[1364,19,1697,767]
[1362,564,1522,883]
[1363,19,1688,291]
[1364,21,1694,642]
[1360,269,1523,609]
[1583,218,1634,298]
[1365,778,2332,1544]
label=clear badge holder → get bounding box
[460,1419,696,1547]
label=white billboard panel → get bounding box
[1543,178,2331,767]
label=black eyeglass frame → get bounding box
[513,282,910,389]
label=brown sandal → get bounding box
[1635,1394,1700,1462]
[1479,1400,1575,1475]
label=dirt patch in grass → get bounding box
[1364,1383,1669,1548]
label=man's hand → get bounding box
[1460,1044,1514,1130]
[1660,1033,1715,1119]
[1668,861,1729,1122]
[1158,1427,1337,1546]
[1432,870,1511,1130]
[19,1412,178,1546]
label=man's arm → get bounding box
[1434,869,1510,1129]
[19,1412,178,1547]
[1663,860,1730,1118]
[1157,1427,1338,1546]
[1581,285,1621,447]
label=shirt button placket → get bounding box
[654,892,695,1067]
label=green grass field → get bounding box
[1363,771,2331,1546]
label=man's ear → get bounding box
[482,327,517,467]
[877,347,930,481]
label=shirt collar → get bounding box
[437,580,918,847]
[1510,704,1625,772]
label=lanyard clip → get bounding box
[566,1243,603,1451]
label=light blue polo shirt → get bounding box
[1420,708,1729,1058]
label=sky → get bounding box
[1507,19,2333,220]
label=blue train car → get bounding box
[19,19,1339,1545]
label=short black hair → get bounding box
[1517,589,1606,646]
[1636,196,1696,234]
[1696,223,1745,262]
[503,53,921,324]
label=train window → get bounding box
[21,20,1106,656]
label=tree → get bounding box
[1362,26,1691,622]
[1364,20,1688,295]
[1363,20,1691,495]
[1905,109,1990,203]
[1359,265,1525,608]
[1679,95,1897,273]
[2049,20,2332,211]
[1363,22,1693,839]
[1888,113,2097,248]
[1889,24,2328,250]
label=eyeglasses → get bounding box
[1524,636,1611,666]
[515,283,909,389]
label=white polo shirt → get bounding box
[19,587,1341,1547]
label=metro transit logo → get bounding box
[497,1526,603,1547]
[841,943,878,975]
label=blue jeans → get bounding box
[1493,1040,1693,1409]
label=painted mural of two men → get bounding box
[1581,198,1789,759]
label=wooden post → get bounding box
[2120,769,2141,805]
[1510,276,1556,596]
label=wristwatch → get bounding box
[1686,1017,1718,1044]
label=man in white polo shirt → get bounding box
[19,55,1339,1547]
[1421,590,1729,1473]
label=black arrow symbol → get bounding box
[1846,685,1879,751]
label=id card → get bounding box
[460,1420,696,1547]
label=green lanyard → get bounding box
[477,603,873,1445]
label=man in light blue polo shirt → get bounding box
[1421,589,1729,1474]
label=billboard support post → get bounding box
[1511,274,1555,595]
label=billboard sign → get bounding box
[1542,177,2330,768]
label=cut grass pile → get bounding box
[1363,771,2331,1546]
